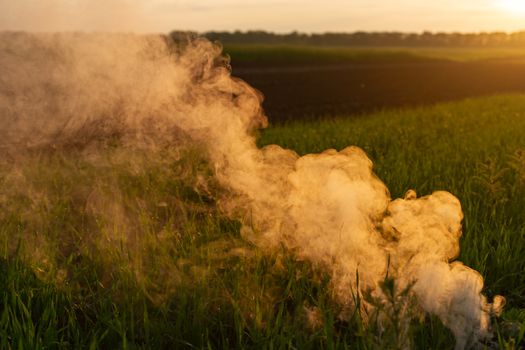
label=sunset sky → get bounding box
[1,0,525,33]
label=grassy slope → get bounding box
[1,95,525,349]
[223,44,525,64]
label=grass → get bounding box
[223,44,525,64]
[1,94,525,348]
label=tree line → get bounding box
[171,30,525,47]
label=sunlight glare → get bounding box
[497,0,525,14]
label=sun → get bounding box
[497,0,525,14]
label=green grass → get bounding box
[223,44,525,64]
[1,94,525,348]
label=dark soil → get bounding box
[231,60,525,122]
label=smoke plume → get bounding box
[0,32,504,349]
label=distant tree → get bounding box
[194,30,525,47]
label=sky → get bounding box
[1,0,525,33]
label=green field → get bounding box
[1,94,525,349]
[223,44,525,64]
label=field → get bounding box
[224,45,525,122]
[1,92,525,349]
[224,44,525,64]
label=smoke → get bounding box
[0,32,504,348]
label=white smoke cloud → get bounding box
[0,32,504,349]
